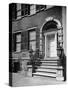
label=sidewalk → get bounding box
[12,73,65,87]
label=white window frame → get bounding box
[15,32,21,52]
[17,3,21,19]
[30,5,36,15]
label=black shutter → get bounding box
[21,32,25,50]
[13,34,16,52]
[21,31,28,50]
[28,5,30,15]
[36,28,40,49]
[15,4,17,19]
[25,31,28,50]
[11,3,17,20]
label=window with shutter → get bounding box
[16,33,21,52]
[13,34,16,52]
[21,4,30,16]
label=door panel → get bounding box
[46,33,57,58]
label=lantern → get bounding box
[57,26,63,49]
[57,47,63,57]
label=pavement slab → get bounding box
[12,73,65,87]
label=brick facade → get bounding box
[12,6,63,54]
[11,5,66,80]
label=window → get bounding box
[30,5,36,15]
[16,4,30,19]
[14,4,47,20]
[17,3,21,19]
[17,3,21,11]
[15,33,21,52]
[46,5,53,9]
[29,30,36,51]
[21,4,30,16]
[36,5,46,11]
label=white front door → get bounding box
[45,32,57,58]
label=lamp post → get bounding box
[56,46,64,80]
[57,26,63,57]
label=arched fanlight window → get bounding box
[42,20,57,33]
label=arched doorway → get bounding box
[42,19,62,59]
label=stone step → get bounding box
[36,68,57,73]
[33,72,56,77]
[41,63,57,66]
[38,66,63,69]
[44,57,59,60]
[40,60,58,63]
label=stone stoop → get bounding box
[32,58,64,81]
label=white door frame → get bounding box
[44,31,57,59]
